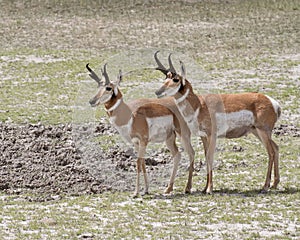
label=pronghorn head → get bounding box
[87,63,122,107]
[154,51,186,98]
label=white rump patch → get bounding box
[216,110,254,137]
[146,116,174,142]
[265,95,281,119]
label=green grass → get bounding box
[0,48,103,124]
[1,187,299,239]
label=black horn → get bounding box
[86,63,102,86]
[102,63,110,85]
[154,51,168,75]
[168,53,176,74]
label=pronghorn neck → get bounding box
[173,79,202,134]
[105,91,122,113]
[106,97,123,113]
[105,92,132,126]
[174,80,199,111]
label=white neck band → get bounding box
[175,88,190,104]
[106,98,122,112]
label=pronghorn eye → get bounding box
[173,78,179,83]
[106,87,112,91]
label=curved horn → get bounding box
[179,60,186,86]
[168,53,176,74]
[102,63,110,85]
[154,51,168,75]
[116,69,122,85]
[86,63,102,86]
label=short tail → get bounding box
[277,105,281,120]
[266,95,281,121]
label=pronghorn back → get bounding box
[200,92,281,135]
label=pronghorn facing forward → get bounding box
[154,52,281,194]
[87,63,195,197]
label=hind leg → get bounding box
[133,142,148,198]
[252,128,279,192]
[201,136,208,167]
[270,140,280,189]
[141,157,149,195]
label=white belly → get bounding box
[216,110,254,137]
[146,115,174,142]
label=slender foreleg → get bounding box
[203,134,216,194]
[164,132,181,194]
[180,134,195,194]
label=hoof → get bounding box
[132,193,139,198]
[185,188,191,194]
[260,188,269,194]
[141,191,149,196]
[202,188,213,194]
[164,187,173,194]
[271,182,279,189]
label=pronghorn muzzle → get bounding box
[155,86,166,98]
[89,96,99,107]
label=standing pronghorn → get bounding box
[154,52,281,194]
[87,63,195,197]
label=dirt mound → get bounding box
[0,123,101,201]
[0,122,173,201]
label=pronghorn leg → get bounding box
[133,158,141,198]
[181,134,195,194]
[270,140,280,189]
[203,135,216,194]
[164,133,181,194]
[253,128,279,192]
[201,136,208,167]
[141,158,149,195]
[133,143,148,198]
[201,136,209,192]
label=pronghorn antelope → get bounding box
[154,52,281,194]
[87,63,195,197]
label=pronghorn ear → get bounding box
[114,70,122,95]
[180,61,186,86]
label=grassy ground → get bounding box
[0,0,299,239]
[0,189,298,239]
